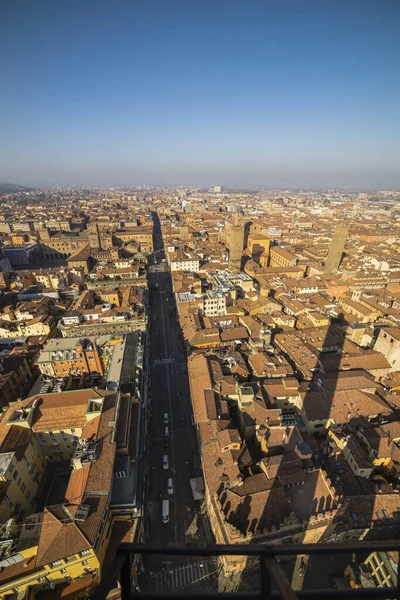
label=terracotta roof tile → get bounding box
[35,507,91,567]
[0,425,32,460]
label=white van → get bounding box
[167,478,173,495]
[163,455,169,470]
[162,499,169,524]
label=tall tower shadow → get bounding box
[217,312,397,590]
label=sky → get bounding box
[1,0,399,189]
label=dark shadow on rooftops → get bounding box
[216,313,400,591]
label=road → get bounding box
[140,214,218,593]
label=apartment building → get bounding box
[35,335,119,378]
[169,253,200,273]
[374,327,400,372]
[203,292,227,317]
[0,388,139,597]
[269,246,297,268]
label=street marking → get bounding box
[154,358,173,365]
[154,562,215,591]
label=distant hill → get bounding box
[0,182,35,195]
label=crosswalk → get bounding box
[154,358,173,365]
[154,561,216,591]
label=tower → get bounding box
[87,222,101,250]
[324,225,348,275]
[227,222,244,271]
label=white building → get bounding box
[203,292,226,317]
[170,254,200,273]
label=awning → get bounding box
[190,476,204,501]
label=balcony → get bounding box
[92,541,400,600]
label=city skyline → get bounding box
[1,0,400,188]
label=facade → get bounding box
[3,243,40,268]
[246,233,270,259]
[39,230,89,259]
[35,335,116,378]
[0,354,35,409]
[170,255,200,273]
[269,246,297,268]
[203,292,227,317]
[374,327,400,372]
[112,228,153,252]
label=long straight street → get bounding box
[140,215,218,593]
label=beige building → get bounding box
[374,327,400,372]
[203,293,226,317]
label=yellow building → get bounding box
[112,228,153,252]
[246,233,270,259]
[33,270,63,290]
[0,388,134,598]
[97,289,121,306]
[269,246,297,268]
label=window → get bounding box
[79,549,91,557]
[82,559,89,565]
[51,560,63,568]
[12,470,18,480]
[8,464,14,474]
[60,568,67,574]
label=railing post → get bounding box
[264,555,299,600]
[260,552,272,599]
[121,551,132,600]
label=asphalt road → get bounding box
[140,217,218,592]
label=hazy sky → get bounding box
[1,0,400,188]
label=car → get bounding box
[164,413,169,425]
[162,499,169,524]
[163,455,169,470]
[167,478,173,495]
[164,426,169,437]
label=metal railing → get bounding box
[92,540,400,600]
